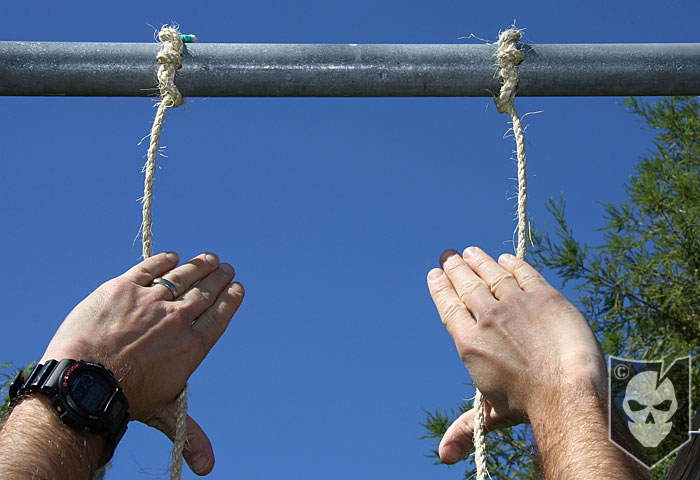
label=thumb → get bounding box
[145,402,215,476]
[439,402,523,464]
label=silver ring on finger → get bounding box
[152,277,178,300]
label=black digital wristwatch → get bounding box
[9,359,130,467]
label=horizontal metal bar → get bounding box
[1,42,699,97]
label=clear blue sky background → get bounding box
[2,1,699,478]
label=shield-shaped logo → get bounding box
[609,356,692,469]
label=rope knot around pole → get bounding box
[495,29,524,115]
[155,27,185,108]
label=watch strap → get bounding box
[9,359,130,467]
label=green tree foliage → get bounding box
[422,96,700,479]
[420,401,542,479]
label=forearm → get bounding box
[529,380,648,480]
[0,396,103,480]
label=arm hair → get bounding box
[530,378,649,480]
[0,396,103,480]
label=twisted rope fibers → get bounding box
[140,25,188,480]
[494,28,528,260]
[472,28,529,480]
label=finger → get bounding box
[124,252,179,286]
[179,263,236,319]
[147,409,215,476]
[183,415,215,476]
[462,247,521,300]
[439,409,476,464]
[153,253,220,301]
[498,254,551,292]
[439,249,497,317]
[427,267,475,350]
[192,282,245,353]
[439,404,520,464]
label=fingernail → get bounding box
[219,263,234,274]
[190,453,208,474]
[205,253,219,266]
[441,442,464,464]
[463,246,477,258]
[428,269,443,282]
[166,252,178,263]
[230,282,244,294]
[498,253,514,264]
[439,249,460,268]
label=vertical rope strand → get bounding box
[141,26,185,259]
[471,27,529,480]
[140,25,189,480]
[171,386,188,480]
[495,28,528,261]
[472,389,487,479]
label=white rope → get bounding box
[472,389,487,479]
[140,25,189,480]
[494,28,528,260]
[471,27,529,480]
[141,26,185,259]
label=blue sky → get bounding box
[2,1,699,479]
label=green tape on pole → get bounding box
[180,34,197,44]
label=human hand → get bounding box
[427,247,606,464]
[40,252,244,475]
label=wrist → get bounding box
[528,374,606,426]
[525,371,648,479]
[0,396,104,479]
[525,353,608,421]
[42,344,135,405]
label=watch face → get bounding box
[68,369,111,414]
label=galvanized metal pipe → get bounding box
[1,42,699,97]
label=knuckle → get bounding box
[139,263,157,277]
[539,287,565,304]
[457,339,479,364]
[490,273,514,292]
[164,301,185,319]
[457,281,483,301]
[479,303,503,322]
[470,255,490,270]
[430,277,452,294]
[454,416,475,438]
[440,301,465,326]
[515,266,546,288]
[476,301,514,329]
[101,278,135,302]
[193,287,214,306]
